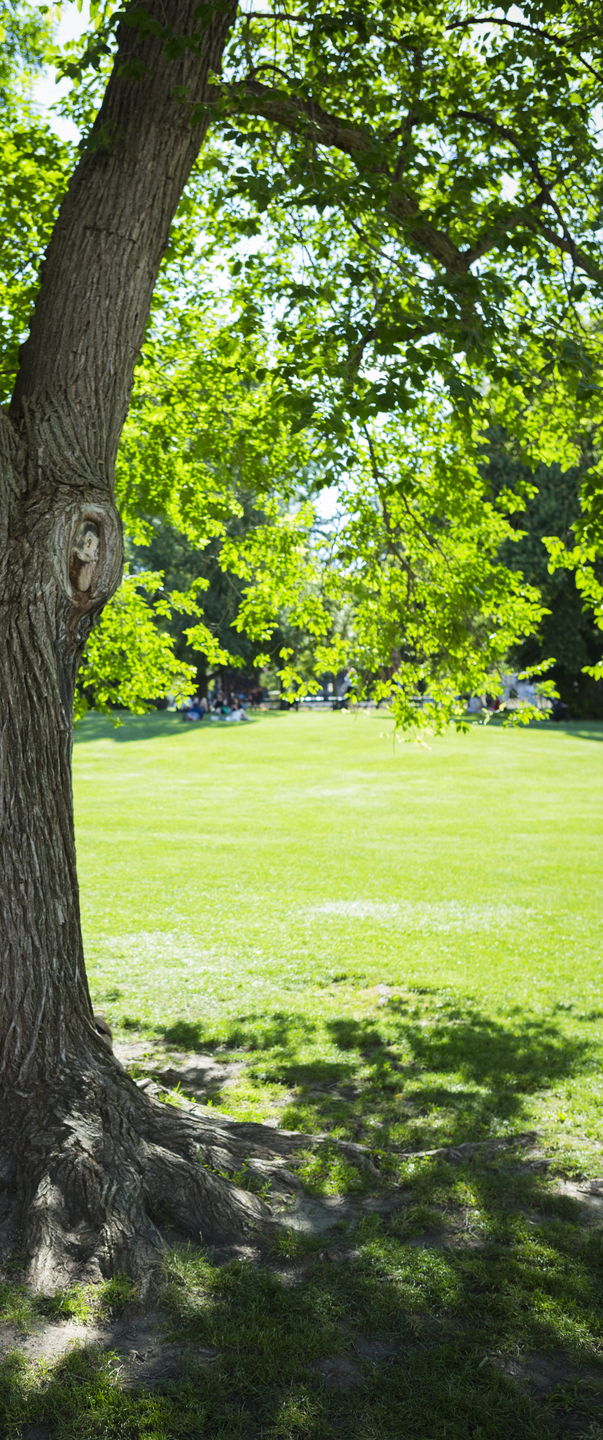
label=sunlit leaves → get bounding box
[5,0,602,722]
[75,571,199,720]
[312,408,547,733]
[116,313,318,543]
[0,3,70,404]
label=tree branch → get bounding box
[447,15,603,83]
[224,77,603,291]
[224,79,467,273]
[241,10,309,18]
[454,108,603,285]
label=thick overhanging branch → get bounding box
[220,80,603,292]
[462,205,603,285]
[529,216,603,286]
[223,79,466,274]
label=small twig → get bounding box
[447,14,603,82]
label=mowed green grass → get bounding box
[4,710,603,1440]
[75,708,603,1157]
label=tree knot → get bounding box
[52,500,123,624]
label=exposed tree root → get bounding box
[0,1044,371,1292]
[0,1038,543,1294]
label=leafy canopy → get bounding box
[5,0,603,726]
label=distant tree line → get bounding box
[484,434,603,718]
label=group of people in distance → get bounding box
[180,689,250,723]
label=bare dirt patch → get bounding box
[113,1038,245,1104]
[315,1356,363,1390]
[494,1353,603,1435]
[0,1317,109,1366]
[0,1306,219,1393]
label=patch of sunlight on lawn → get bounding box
[73,710,603,1155]
[309,898,530,929]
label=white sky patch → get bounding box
[314,486,340,523]
[31,1,91,143]
[500,174,519,203]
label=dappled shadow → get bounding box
[151,998,595,1153]
[4,1155,603,1440]
[3,987,602,1434]
[279,1058,356,1088]
[159,1010,318,1058]
[401,1008,589,1089]
[302,1004,591,1146]
[160,1019,209,1049]
[327,1017,386,1052]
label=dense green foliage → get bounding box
[484,434,603,715]
[74,569,202,719]
[60,0,603,412]
[6,0,603,723]
[200,0,603,428]
[0,2,70,403]
[127,522,256,691]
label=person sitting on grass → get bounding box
[228,705,249,722]
[182,694,205,721]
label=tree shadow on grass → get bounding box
[400,1005,591,1090]
[303,1005,592,1148]
[3,1174,603,1440]
[74,711,195,744]
[155,1000,594,1152]
[547,721,603,743]
[159,1010,319,1058]
[469,716,603,743]
[3,997,602,1436]
[73,711,271,744]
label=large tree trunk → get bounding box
[0,0,297,1289]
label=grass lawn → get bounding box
[2,709,603,1439]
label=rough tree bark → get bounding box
[0,0,310,1291]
